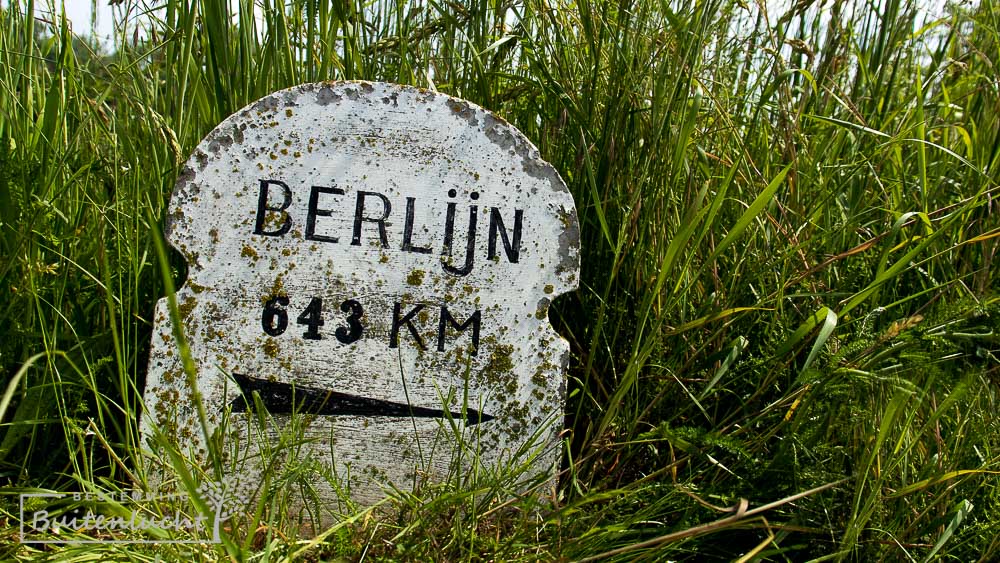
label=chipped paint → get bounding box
[140,82,581,516]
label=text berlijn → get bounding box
[253,179,524,277]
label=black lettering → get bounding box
[437,307,481,355]
[297,297,324,340]
[441,191,477,276]
[488,208,523,263]
[261,295,289,336]
[254,179,293,236]
[389,303,425,350]
[335,299,364,344]
[401,197,432,254]
[351,191,391,248]
[442,198,457,255]
[305,185,344,243]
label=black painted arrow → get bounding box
[226,373,495,426]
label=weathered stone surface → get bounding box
[140,82,580,512]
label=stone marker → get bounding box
[140,82,580,511]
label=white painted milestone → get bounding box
[140,82,580,510]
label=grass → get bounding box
[1,0,999,559]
